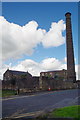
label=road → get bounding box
[2,89,80,119]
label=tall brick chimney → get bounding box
[65,12,76,82]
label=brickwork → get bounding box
[65,12,76,82]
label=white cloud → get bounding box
[41,58,66,70]
[0,16,66,61]
[0,57,66,80]
[42,20,66,48]
[63,57,67,63]
[0,58,79,80]
[75,65,80,80]
[0,63,11,80]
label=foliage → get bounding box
[54,75,64,80]
[46,74,52,78]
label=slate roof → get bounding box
[41,69,67,73]
[7,69,32,76]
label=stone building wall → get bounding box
[39,76,77,90]
[40,69,67,82]
[2,69,78,92]
[3,69,32,81]
[2,69,39,92]
[0,80,2,89]
[3,70,13,81]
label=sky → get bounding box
[0,2,79,80]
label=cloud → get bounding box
[63,57,67,63]
[42,20,66,48]
[0,16,66,61]
[41,58,66,70]
[0,57,66,80]
[75,65,80,80]
[1,57,79,80]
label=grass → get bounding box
[49,105,80,119]
[2,89,17,97]
[0,90,2,97]
[37,105,80,120]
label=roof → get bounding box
[76,80,80,83]
[40,69,67,73]
[6,69,32,76]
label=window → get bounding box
[42,73,44,76]
[45,73,47,75]
[50,72,53,75]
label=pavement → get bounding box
[2,89,80,119]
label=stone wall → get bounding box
[0,80,2,89]
[40,69,67,82]
[2,76,39,92]
[39,76,78,90]
[2,69,79,92]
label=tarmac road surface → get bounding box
[2,89,80,119]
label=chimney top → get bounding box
[65,12,71,17]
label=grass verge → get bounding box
[49,105,80,118]
[37,105,80,120]
[0,90,2,97]
[2,89,17,97]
